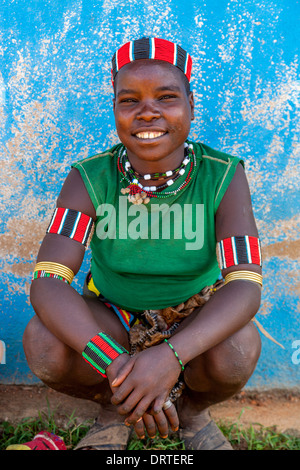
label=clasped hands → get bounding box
[106,343,182,439]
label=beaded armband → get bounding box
[217,236,262,270]
[47,208,94,248]
[32,262,74,285]
[82,332,129,377]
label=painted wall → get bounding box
[0,0,299,387]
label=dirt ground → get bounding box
[0,385,299,436]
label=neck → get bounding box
[126,143,186,176]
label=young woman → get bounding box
[23,37,262,450]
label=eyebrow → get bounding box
[117,84,182,98]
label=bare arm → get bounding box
[30,168,100,353]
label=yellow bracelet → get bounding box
[33,262,74,285]
[224,270,262,287]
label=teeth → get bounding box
[136,131,165,139]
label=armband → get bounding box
[47,208,94,248]
[224,270,263,287]
[32,261,74,285]
[217,236,262,270]
[82,332,129,377]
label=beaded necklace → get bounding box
[118,142,196,205]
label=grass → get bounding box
[1,405,299,451]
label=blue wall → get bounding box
[0,0,299,387]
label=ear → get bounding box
[113,98,116,113]
[189,92,195,121]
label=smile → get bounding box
[135,131,166,140]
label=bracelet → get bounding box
[82,332,128,377]
[224,270,263,287]
[164,339,184,372]
[32,262,75,285]
[32,271,69,284]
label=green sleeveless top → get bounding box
[72,140,243,312]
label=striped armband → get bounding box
[47,208,94,248]
[82,332,129,377]
[217,236,262,270]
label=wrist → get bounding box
[82,332,129,377]
[163,339,185,373]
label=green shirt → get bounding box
[72,140,242,312]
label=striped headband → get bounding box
[111,37,193,86]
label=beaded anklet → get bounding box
[164,339,185,372]
[82,332,129,377]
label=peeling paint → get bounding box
[0,0,299,387]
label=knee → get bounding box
[207,322,261,388]
[186,322,261,392]
[23,316,70,384]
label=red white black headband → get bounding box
[111,37,193,86]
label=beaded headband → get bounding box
[111,37,193,86]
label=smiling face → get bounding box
[113,59,194,173]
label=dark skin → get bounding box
[24,59,261,442]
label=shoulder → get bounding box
[191,140,244,168]
[72,143,123,172]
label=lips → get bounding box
[134,130,167,140]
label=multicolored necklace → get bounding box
[118,142,196,205]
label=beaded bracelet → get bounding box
[82,332,128,377]
[164,339,185,372]
[32,262,75,285]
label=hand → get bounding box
[132,402,179,440]
[108,343,182,428]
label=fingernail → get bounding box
[149,435,156,439]
[124,421,131,426]
[173,426,179,432]
[139,435,145,440]
[161,434,168,439]
[112,379,118,386]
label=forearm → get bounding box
[169,280,261,366]
[30,279,101,354]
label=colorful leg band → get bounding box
[47,207,94,247]
[217,236,262,270]
[82,332,128,377]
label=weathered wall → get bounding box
[0,0,299,387]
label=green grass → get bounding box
[1,405,299,450]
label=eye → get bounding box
[158,94,178,102]
[119,97,138,104]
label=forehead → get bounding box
[114,59,186,92]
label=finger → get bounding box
[163,403,179,432]
[111,380,134,407]
[124,396,150,425]
[133,417,145,440]
[142,413,157,439]
[111,359,134,388]
[153,411,169,439]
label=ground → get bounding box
[0,385,299,436]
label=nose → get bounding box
[136,100,161,121]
